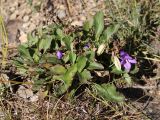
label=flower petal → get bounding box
[84,44,89,49]
[120,50,126,56]
[56,51,63,59]
[120,59,126,65]
[124,60,131,72]
[128,59,137,64]
[124,55,132,60]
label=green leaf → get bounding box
[131,6,140,27]
[63,52,70,63]
[38,37,52,53]
[83,19,93,31]
[77,56,87,72]
[106,24,120,40]
[57,64,77,96]
[69,52,77,64]
[13,58,25,67]
[33,52,40,63]
[64,64,77,83]
[35,68,45,74]
[52,75,63,81]
[93,83,124,102]
[17,67,28,75]
[40,55,61,64]
[111,66,124,75]
[62,36,74,51]
[49,65,67,75]
[32,80,44,91]
[87,61,104,70]
[18,45,33,61]
[32,49,40,63]
[99,29,109,43]
[56,28,64,40]
[123,73,132,85]
[85,51,95,61]
[93,11,104,40]
[79,69,92,83]
[113,56,121,71]
[27,33,39,47]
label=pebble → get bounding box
[28,23,36,32]
[0,108,5,119]
[58,5,65,10]
[10,7,16,13]
[23,22,30,28]
[29,95,39,102]
[23,15,29,22]
[148,108,153,113]
[19,33,28,43]
[25,8,32,15]
[71,20,83,26]
[57,9,66,19]
[17,86,33,99]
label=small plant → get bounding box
[13,10,141,102]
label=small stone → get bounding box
[17,86,33,99]
[23,22,30,28]
[23,15,29,22]
[71,20,83,26]
[10,7,16,13]
[28,23,36,32]
[59,5,65,10]
[25,8,32,15]
[80,16,86,21]
[29,95,38,102]
[0,108,5,119]
[148,108,153,113]
[157,90,160,96]
[57,9,66,19]
[19,33,28,43]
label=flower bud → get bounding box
[97,44,106,55]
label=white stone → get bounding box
[57,9,66,19]
[23,22,30,28]
[23,15,29,22]
[29,95,39,102]
[10,7,16,13]
[17,86,33,99]
[19,33,28,43]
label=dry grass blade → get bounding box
[0,15,8,69]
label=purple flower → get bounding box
[56,51,63,59]
[84,44,89,49]
[120,50,136,72]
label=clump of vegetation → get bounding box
[14,10,129,102]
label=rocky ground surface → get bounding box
[1,0,160,120]
[1,0,105,45]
